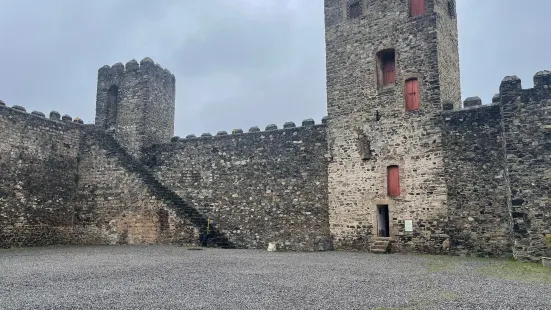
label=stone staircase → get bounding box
[86,128,235,249]
[370,237,392,254]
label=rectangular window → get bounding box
[405,78,420,111]
[387,166,400,197]
[347,0,362,19]
[377,49,396,87]
[410,0,425,17]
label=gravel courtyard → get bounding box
[1,246,550,310]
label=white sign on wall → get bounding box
[404,220,413,232]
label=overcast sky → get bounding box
[0,0,550,136]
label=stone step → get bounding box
[371,248,388,254]
[370,247,389,252]
[371,242,389,247]
[373,237,392,241]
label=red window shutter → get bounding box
[410,0,425,17]
[382,60,396,86]
[405,79,419,111]
[387,166,400,197]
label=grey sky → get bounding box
[0,0,549,136]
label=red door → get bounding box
[405,79,419,111]
[383,61,396,86]
[387,166,400,197]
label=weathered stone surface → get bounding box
[500,83,551,261]
[0,2,549,263]
[74,129,197,246]
[0,105,82,248]
[95,58,175,157]
[145,125,331,251]
[441,104,512,257]
[324,0,460,253]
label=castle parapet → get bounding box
[97,57,175,86]
[171,117,327,143]
[498,70,551,103]
[0,103,85,129]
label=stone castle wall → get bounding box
[1,70,550,259]
[500,72,551,261]
[0,103,196,249]
[144,120,332,251]
[441,101,512,257]
[0,104,83,247]
[0,0,549,261]
[73,128,197,246]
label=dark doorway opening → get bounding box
[377,205,390,237]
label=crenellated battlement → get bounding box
[97,57,175,84]
[95,57,176,156]
[0,102,86,127]
[443,70,551,117]
[498,70,551,102]
[170,117,328,143]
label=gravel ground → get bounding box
[0,246,550,310]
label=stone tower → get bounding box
[95,57,176,156]
[324,0,461,251]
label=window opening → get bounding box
[410,0,425,17]
[377,49,396,87]
[347,0,362,19]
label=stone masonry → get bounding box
[324,0,460,253]
[144,122,332,251]
[0,1,549,262]
[95,58,176,157]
